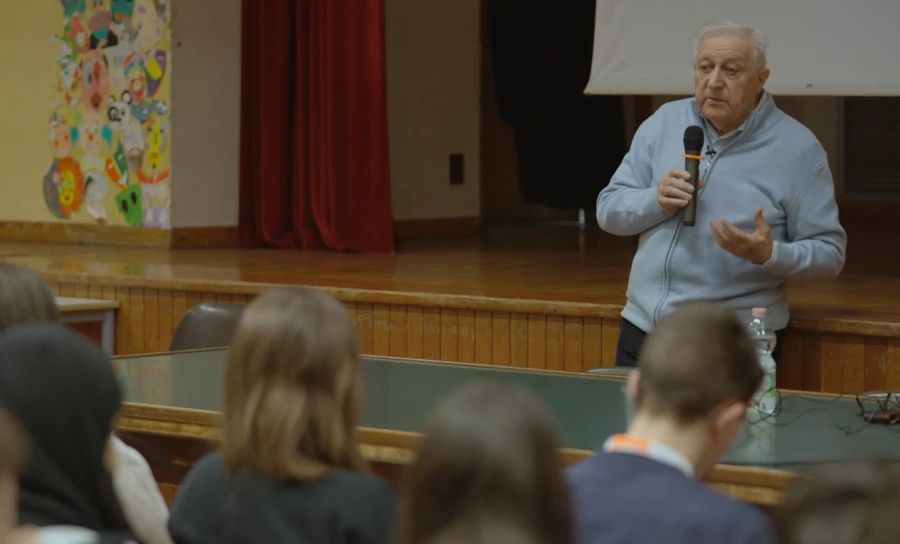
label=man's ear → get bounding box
[757,67,770,87]
[712,399,747,437]
[626,369,641,404]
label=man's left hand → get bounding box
[710,207,773,264]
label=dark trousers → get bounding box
[614,318,785,368]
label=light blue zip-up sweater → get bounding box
[597,93,846,331]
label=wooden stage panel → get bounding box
[1,218,898,394]
[52,277,900,391]
[48,277,623,369]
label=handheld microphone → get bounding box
[682,126,704,226]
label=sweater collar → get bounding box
[693,90,774,142]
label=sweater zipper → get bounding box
[652,137,725,325]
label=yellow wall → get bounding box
[170,0,240,227]
[386,0,481,221]
[0,1,61,222]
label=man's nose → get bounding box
[707,67,724,88]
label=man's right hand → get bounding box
[656,169,700,215]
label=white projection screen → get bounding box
[586,0,900,96]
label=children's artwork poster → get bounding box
[45,0,171,228]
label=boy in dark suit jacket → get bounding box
[567,302,773,544]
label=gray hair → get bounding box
[693,22,768,70]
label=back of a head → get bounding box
[221,287,364,480]
[0,323,128,531]
[777,463,900,544]
[0,263,59,334]
[636,302,761,423]
[402,381,571,544]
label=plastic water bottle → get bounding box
[748,307,777,416]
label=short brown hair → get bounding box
[401,382,571,544]
[0,406,25,477]
[636,302,762,422]
[220,288,365,480]
[0,263,59,333]
[777,463,900,544]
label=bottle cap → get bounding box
[752,307,767,319]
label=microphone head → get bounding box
[683,125,704,154]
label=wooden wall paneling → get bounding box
[527,314,547,369]
[373,304,390,356]
[474,310,492,364]
[356,303,374,354]
[800,333,823,392]
[492,311,511,366]
[886,339,900,391]
[144,289,159,352]
[389,305,407,358]
[842,336,866,394]
[821,336,844,394]
[75,283,89,298]
[563,316,584,372]
[85,281,103,300]
[61,282,76,296]
[157,289,174,352]
[546,315,565,371]
[88,283,102,299]
[458,309,476,363]
[129,287,145,354]
[601,318,619,367]
[440,308,459,361]
[583,317,603,371]
[344,300,357,325]
[101,284,116,302]
[115,286,130,354]
[185,291,203,313]
[97,284,117,353]
[172,290,188,333]
[201,292,218,303]
[406,306,424,359]
[864,338,887,392]
[778,331,803,390]
[510,312,528,366]
[423,307,441,360]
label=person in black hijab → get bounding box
[0,323,135,543]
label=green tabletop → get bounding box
[112,349,900,471]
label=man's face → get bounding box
[693,34,769,134]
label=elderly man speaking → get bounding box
[597,22,846,367]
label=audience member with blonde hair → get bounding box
[401,381,571,544]
[168,288,395,544]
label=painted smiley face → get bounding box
[55,158,84,217]
[79,112,107,154]
[51,122,73,158]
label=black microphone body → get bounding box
[682,126,704,226]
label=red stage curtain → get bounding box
[240,0,395,252]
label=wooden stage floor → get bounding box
[2,221,900,394]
